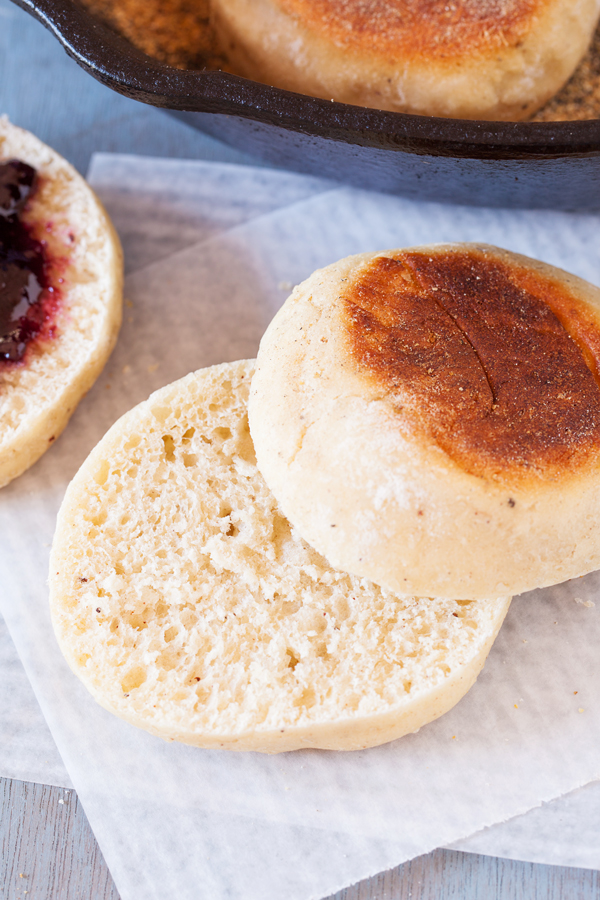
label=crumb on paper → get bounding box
[148,363,159,373]
[278,281,293,291]
[575,598,596,608]
[122,364,131,375]
[125,299,134,309]
[579,708,585,713]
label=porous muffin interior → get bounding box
[51,361,508,749]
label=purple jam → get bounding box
[0,160,50,362]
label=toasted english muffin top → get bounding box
[342,247,600,482]
[278,0,544,61]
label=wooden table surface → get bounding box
[3,775,600,900]
[1,1,599,897]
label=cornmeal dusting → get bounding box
[79,0,226,70]
[532,22,600,121]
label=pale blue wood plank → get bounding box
[0,0,259,173]
[4,777,600,900]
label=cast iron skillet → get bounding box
[11,0,600,208]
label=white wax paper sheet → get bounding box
[2,166,600,898]
[452,780,600,869]
[87,152,331,274]
[0,615,71,788]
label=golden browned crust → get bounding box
[278,0,543,61]
[342,249,600,481]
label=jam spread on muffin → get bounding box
[0,159,56,364]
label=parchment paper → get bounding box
[0,615,71,788]
[87,152,331,273]
[3,171,600,898]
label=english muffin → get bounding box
[211,0,600,120]
[0,117,122,487]
[49,360,510,752]
[249,244,600,599]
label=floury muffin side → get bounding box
[49,360,510,753]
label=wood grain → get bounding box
[2,776,600,900]
[333,850,600,899]
[0,777,119,900]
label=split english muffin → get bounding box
[249,244,600,600]
[211,0,600,120]
[0,118,123,487]
[49,360,510,752]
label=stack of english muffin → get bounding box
[49,242,600,753]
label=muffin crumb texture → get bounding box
[50,361,509,751]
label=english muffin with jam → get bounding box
[0,118,123,487]
[211,0,600,120]
[249,244,600,599]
